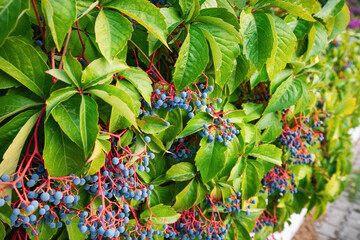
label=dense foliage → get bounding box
[0,0,358,239]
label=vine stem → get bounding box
[51,49,56,84]
[128,39,166,82]
[59,29,72,70]
[31,0,45,41]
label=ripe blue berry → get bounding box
[144,136,151,143]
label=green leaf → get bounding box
[315,0,344,18]
[0,70,21,89]
[254,0,317,22]
[45,87,78,121]
[200,8,240,30]
[46,69,73,85]
[149,186,173,206]
[95,9,133,61]
[292,19,313,40]
[233,219,251,240]
[269,69,293,94]
[173,25,208,90]
[195,179,207,205]
[26,221,58,240]
[328,5,349,40]
[42,0,76,51]
[304,22,327,61]
[264,77,302,113]
[181,0,200,22]
[140,134,166,153]
[294,78,310,113]
[240,11,275,70]
[166,162,196,181]
[0,110,39,162]
[117,67,153,104]
[148,7,182,55]
[41,0,76,52]
[63,52,83,88]
[0,95,41,123]
[68,30,102,63]
[80,95,99,156]
[249,144,282,165]
[241,158,264,199]
[65,217,86,240]
[81,58,128,88]
[52,94,99,156]
[229,156,244,180]
[140,204,180,225]
[105,0,168,47]
[109,81,140,132]
[219,137,241,177]
[76,0,99,20]
[180,0,195,17]
[325,174,341,198]
[257,113,282,143]
[195,137,227,183]
[0,222,4,240]
[157,109,183,143]
[0,204,12,225]
[243,103,264,122]
[43,117,86,177]
[139,116,168,134]
[197,21,240,86]
[0,111,40,176]
[0,0,30,45]
[177,112,213,138]
[87,140,106,175]
[88,84,138,129]
[227,53,250,93]
[266,15,296,80]
[239,122,257,144]
[173,179,198,211]
[250,67,268,89]
[0,37,52,99]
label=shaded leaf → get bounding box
[0,37,52,99]
[0,0,30,45]
[43,117,86,177]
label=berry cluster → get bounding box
[165,196,228,240]
[278,109,327,164]
[139,70,240,146]
[261,166,297,194]
[246,83,271,104]
[168,137,198,161]
[199,117,240,146]
[253,211,277,233]
[207,192,256,216]
[0,120,160,239]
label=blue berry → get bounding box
[26,205,35,213]
[144,136,151,143]
[35,40,42,46]
[40,192,50,201]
